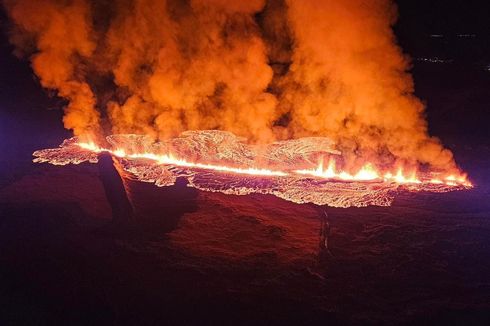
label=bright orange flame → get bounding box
[78,142,101,152]
[383,168,421,184]
[295,157,471,187]
[295,158,380,181]
[76,142,472,187]
[430,179,443,184]
[444,174,472,187]
[77,142,288,177]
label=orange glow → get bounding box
[295,158,379,181]
[77,142,289,177]
[430,179,444,184]
[76,142,472,187]
[295,157,471,187]
[384,168,422,184]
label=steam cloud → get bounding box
[4,0,457,171]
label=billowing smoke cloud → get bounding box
[279,0,456,171]
[103,0,279,142]
[4,0,100,139]
[3,0,458,171]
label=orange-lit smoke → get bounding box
[104,0,278,142]
[279,0,456,171]
[4,0,100,139]
[4,0,459,173]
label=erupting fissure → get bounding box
[79,142,290,177]
[77,141,471,187]
[32,132,472,208]
[6,0,474,207]
[4,0,466,177]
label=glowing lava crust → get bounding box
[33,131,472,208]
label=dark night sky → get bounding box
[397,0,489,34]
[395,0,490,62]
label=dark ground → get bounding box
[1,3,490,325]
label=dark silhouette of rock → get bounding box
[123,173,198,233]
[97,152,133,224]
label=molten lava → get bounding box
[77,141,471,188]
[79,141,289,177]
[295,161,470,187]
[33,132,472,208]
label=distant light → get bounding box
[415,57,453,64]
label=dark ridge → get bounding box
[97,152,133,224]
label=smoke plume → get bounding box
[3,0,458,171]
[280,0,455,170]
[4,0,100,138]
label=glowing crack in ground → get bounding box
[33,131,472,208]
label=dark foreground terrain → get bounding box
[1,72,490,326]
[2,7,490,326]
[1,159,490,325]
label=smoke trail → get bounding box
[4,0,100,139]
[3,0,459,172]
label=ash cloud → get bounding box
[4,0,458,172]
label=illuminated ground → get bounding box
[1,110,490,324]
[1,160,490,324]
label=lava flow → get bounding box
[78,141,289,177]
[295,157,471,187]
[33,132,472,208]
[80,141,471,187]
